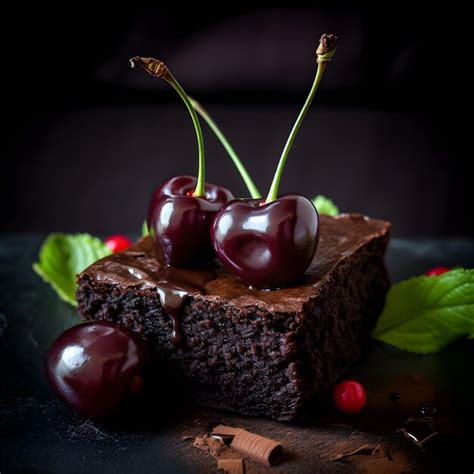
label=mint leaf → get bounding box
[312,195,339,216]
[141,220,149,237]
[372,269,474,353]
[33,233,111,306]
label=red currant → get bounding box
[104,234,133,253]
[425,266,450,277]
[333,380,367,413]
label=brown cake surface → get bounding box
[77,214,390,420]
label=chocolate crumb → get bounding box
[417,402,437,417]
[193,434,229,458]
[217,458,245,474]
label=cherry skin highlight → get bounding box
[46,321,150,418]
[148,175,233,266]
[104,234,133,253]
[425,266,450,277]
[333,380,367,414]
[211,194,319,288]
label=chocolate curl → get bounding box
[129,56,170,79]
[212,425,282,466]
[217,458,245,474]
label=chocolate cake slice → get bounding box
[77,214,390,421]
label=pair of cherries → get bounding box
[147,176,317,288]
[132,34,337,288]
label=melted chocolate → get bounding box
[86,238,214,345]
[80,214,390,342]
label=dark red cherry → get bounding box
[148,175,233,266]
[211,194,319,288]
[46,321,150,418]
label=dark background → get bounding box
[1,5,470,237]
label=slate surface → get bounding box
[1,236,473,473]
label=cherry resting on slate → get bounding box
[212,34,337,288]
[46,321,150,418]
[130,56,234,266]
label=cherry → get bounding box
[148,175,233,265]
[211,34,337,287]
[426,266,450,277]
[104,234,133,253]
[46,321,150,418]
[334,380,367,414]
[130,57,243,266]
[212,194,319,288]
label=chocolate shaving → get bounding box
[212,424,241,437]
[331,443,380,461]
[212,424,283,466]
[217,458,245,474]
[193,434,230,458]
[398,416,439,449]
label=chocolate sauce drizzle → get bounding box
[82,215,391,342]
[87,237,215,345]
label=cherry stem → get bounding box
[266,63,327,203]
[265,33,337,203]
[130,57,206,197]
[190,98,262,199]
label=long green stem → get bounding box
[266,62,327,203]
[129,57,206,197]
[165,74,206,196]
[190,98,262,199]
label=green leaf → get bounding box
[312,195,339,216]
[33,233,111,306]
[372,269,474,353]
[141,220,149,237]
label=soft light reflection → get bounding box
[217,213,234,236]
[158,201,174,232]
[128,267,144,279]
[59,345,87,372]
[242,213,270,232]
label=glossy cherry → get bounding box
[46,321,150,418]
[426,266,450,277]
[104,234,133,253]
[148,175,233,266]
[212,194,319,288]
[211,34,336,288]
[333,380,367,414]
[131,57,238,266]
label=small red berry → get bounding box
[425,266,450,277]
[104,234,133,253]
[334,380,367,413]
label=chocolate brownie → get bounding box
[77,214,390,421]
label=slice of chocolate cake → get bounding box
[77,214,390,421]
